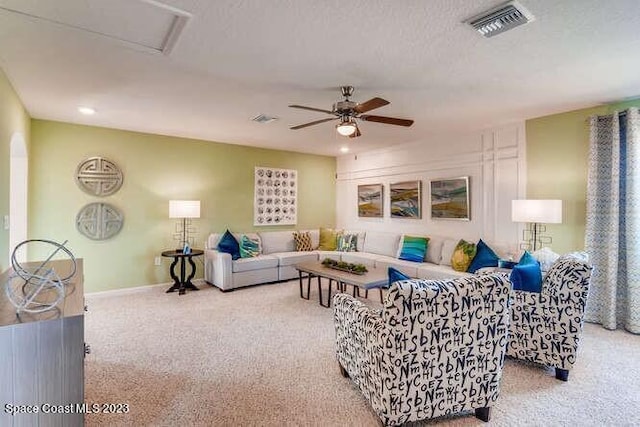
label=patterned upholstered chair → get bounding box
[333,273,511,426]
[506,254,592,381]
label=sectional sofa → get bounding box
[204,229,502,291]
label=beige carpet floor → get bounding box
[84,279,640,426]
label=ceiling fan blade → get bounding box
[359,114,414,127]
[290,117,337,130]
[288,104,334,115]
[354,97,390,113]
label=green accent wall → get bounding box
[0,68,30,271]
[526,98,640,254]
[29,120,336,292]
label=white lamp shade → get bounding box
[336,122,357,136]
[169,200,200,218]
[511,199,562,224]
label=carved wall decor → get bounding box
[75,157,123,196]
[254,167,297,226]
[76,202,124,240]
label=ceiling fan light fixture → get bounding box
[336,120,357,136]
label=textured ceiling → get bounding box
[1,0,639,156]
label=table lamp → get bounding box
[511,199,562,251]
[169,200,200,252]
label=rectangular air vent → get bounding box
[251,114,278,124]
[465,1,534,38]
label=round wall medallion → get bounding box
[76,203,124,240]
[75,157,123,197]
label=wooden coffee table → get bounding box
[295,261,388,307]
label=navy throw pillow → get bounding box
[388,267,410,287]
[217,230,240,260]
[467,239,499,273]
[510,264,543,292]
[509,251,542,292]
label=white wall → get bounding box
[336,122,526,249]
[9,132,27,263]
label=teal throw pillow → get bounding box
[467,239,499,273]
[519,250,538,265]
[217,230,240,260]
[509,251,542,292]
[398,235,429,263]
[336,234,357,252]
[239,235,261,258]
[388,267,411,287]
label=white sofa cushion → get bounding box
[425,235,445,264]
[314,250,341,261]
[273,251,318,266]
[416,263,471,280]
[440,238,459,266]
[232,255,279,273]
[259,231,296,254]
[340,252,379,267]
[362,231,401,258]
[306,229,320,249]
[207,233,221,250]
[372,255,420,278]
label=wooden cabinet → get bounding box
[0,259,84,427]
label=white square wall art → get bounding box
[254,167,297,226]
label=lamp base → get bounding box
[519,222,553,252]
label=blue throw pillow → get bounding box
[518,250,538,265]
[510,264,543,292]
[388,267,410,287]
[217,230,240,260]
[467,239,499,273]
[509,251,542,292]
[398,235,429,263]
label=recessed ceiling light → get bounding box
[78,106,96,115]
[340,146,349,153]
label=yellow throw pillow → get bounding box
[318,227,341,251]
[451,239,477,272]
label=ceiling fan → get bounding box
[289,86,414,138]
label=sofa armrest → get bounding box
[204,249,233,290]
[333,293,386,407]
[509,259,592,369]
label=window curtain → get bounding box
[585,108,640,334]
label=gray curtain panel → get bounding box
[585,108,640,334]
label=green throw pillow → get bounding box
[451,239,477,272]
[398,235,429,262]
[336,233,357,252]
[318,228,341,251]
[239,235,261,258]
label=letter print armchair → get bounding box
[333,273,512,426]
[507,254,593,381]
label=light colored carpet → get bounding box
[84,279,640,426]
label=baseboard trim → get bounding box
[86,278,208,297]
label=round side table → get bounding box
[161,249,204,295]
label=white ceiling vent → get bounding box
[252,114,278,124]
[465,1,535,38]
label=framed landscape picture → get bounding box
[390,181,421,218]
[430,176,470,220]
[357,184,383,217]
